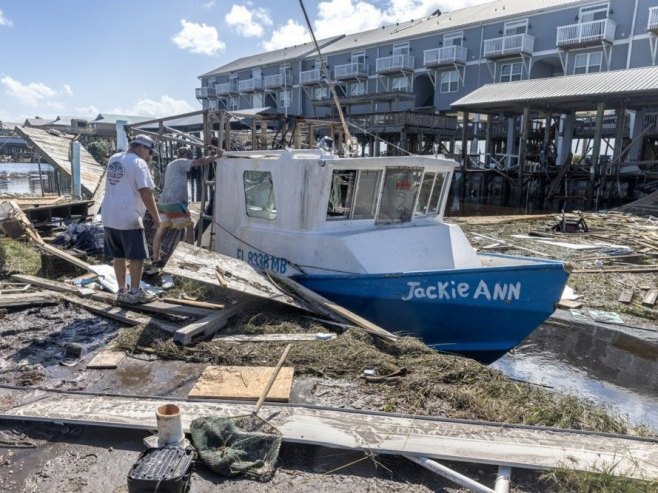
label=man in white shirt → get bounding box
[101,134,161,304]
[151,145,221,266]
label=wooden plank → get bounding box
[161,297,225,310]
[556,299,583,310]
[266,271,398,342]
[214,333,336,343]
[0,388,655,480]
[0,291,58,308]
[87,350,126,369]
[12,273,94,297]
[163,242,304,309]
[174,303,245,345]
[58,295,179,333]
[123,300,215,318]
[187,365,294,401]
[642,289,658,307]
[618,289,634,304]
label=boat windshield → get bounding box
[243,171,277,219]
[326,166,449,223]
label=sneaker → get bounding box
[123,288,157,305]
[116,290,130,303]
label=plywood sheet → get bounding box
[0,388,656,479]
[188,365,294,401]
[87,350,125,369]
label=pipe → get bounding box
[495,466,512,493]
[156,403,184,447]
[71,141,81,199]
[406,455,495,493]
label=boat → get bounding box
[211,149,570,362]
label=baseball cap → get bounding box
[132,134,158,154]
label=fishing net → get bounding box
[190,414,282,482]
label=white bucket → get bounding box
[156,404,184,447]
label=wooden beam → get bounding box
[0,388,655,480]
[174,302,246,345]
[0,291,58,308]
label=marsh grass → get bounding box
[541,465,658,493]
[0,238,41,275]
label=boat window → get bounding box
[243,171,277,220]
[416,172,436,215]
[428,172,447,213]
[376,167,423,224]
[327,169,382,220]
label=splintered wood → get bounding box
[188,365,294,402]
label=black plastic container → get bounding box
[127,446,195,493]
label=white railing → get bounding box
[423,45,468,66]
[375,54,415,73]
[238,78,264,92]
[300,68,322,84]
[195,87,215,98]
[648,7,658,31]
[216,82,236,95]
[483,33,534,58]
[556,19,616,46]
[334,62,369,79]
[264,73,291,88]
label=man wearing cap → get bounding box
[151,145,223,266]
[101,134,161,304]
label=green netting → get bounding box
[190,414,282,482]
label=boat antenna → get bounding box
[298,0,356,157]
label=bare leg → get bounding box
[113,258,127,292]
[152,226,166,262]
[184,223,195,244]
[128,259,144,292]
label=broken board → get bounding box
[87,350,126,369]
[187,365,294,402]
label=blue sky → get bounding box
[0,0,488,123]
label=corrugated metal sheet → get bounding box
[452,66,658,109]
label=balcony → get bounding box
[300,68,323,85]
[483,33,534,59]
[648,7,658,33]
[375,54,415,74]
[216,81,238,95]
[334,62,369,81]
[238,78,264,93]
[423,45,468,68]
[264,73,292,89]
[195,86,216,99]
[556,19,616,48]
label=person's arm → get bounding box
[190,149,224,168]
[139,187,161,228]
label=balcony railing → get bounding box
[238,78,264,92]
[195,86,216,99]
[483,33,534,59]
[556,19,616,47]
[648,7,658,33]
[216,82,238,95]
[375,54,415,74]
[423,45,468,67]
[300,68,323,85]
[334,62,369,80]
[264,73,292,89]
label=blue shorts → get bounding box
[103,227,149,260]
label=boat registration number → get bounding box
[237,248,288,273]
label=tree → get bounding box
[86,140,111,164]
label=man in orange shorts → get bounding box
[151,145,222,266]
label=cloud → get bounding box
[63,84,74,96]
[314,0,384,38]
[110,96,195,118]
[262,20,310,51]
[0,10,12,27]
[74,105,100,119]
[172,19,225,56]
[225,4,272,38]
[203,0,216,8]
[1,76,57,107]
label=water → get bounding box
[492,322,658,431]
[0,162,58,195]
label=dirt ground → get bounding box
[0,303,556,493]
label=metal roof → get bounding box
[93,113,153,125]
[452,66,658,112]
[200,36,343,78]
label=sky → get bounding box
[0,0,491,124]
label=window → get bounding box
[500,62,523,82]
[415,172,447,216]
[313,86,329,100]
[376,167,423,224]
[580,3,609,22]
[326,169,382,220]
[391,76,410,92]
[504,19,528,36]
[279,89,291,107]
[574,52,602,74]
[229,96,238,111]
[351,50,366,64]
[440,71,459,93]
[349,81,367,96]
[244,171,276,220]
[444,32,463,47]
[392,43,409,56]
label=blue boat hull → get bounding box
[295,256,569,363]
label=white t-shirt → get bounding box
[159,158,193,204]
[101,151,155,230]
